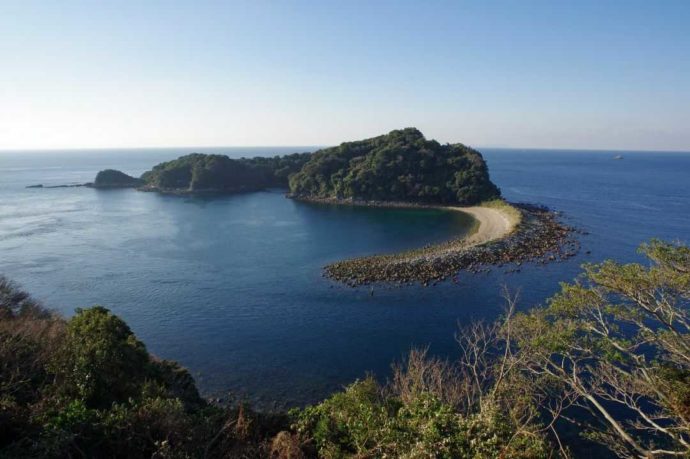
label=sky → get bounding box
[1,0,689,151]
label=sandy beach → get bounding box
[450,205,518,248]
[324,202,576,285]
[395,202,522,263]
[292,196,522,262]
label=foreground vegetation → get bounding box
[2,239,688,458]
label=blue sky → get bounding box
[1,0,689,150]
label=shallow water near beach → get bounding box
[1,147,689,407]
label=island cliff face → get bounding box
[288,128,500,205]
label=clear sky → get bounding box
[1,0,689,150]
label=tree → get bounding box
[50,306,150,409]
[512,240,690,458]
[292,299,553,459]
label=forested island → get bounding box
[289,127,500,205]
[138,152,311,194]
[93,169,143,188]
[3,240,689,458]
[89,128,501,205]
[73,129,574,285]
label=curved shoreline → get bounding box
[447,205,518,248]
[301,198,578,286]
[295,196,523,256]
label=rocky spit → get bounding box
[323,203,580,287]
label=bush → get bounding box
[292,369,551,458]
[0,280,236,458]
[49,306,150,409]
[5,239,687,457]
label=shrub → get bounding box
[49,306,150,409]
[292,367,551,458]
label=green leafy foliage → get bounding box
[0,281,229,458]
[5,239,688,457]
[292,377,550,459]
[241,152,313,187]
[141,153,265,192]
[513,239,690,457]
[93,169,142,188]
[139,152,311,192]
[289,128,501,205]
[49,306,150,408]
[99,128,499,205]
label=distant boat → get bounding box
[613,155,624,160]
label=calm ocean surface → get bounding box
[1,147,689,407]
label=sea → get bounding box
[1,147,688,408]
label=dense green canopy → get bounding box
[240,152,312,187]
[93,169,142,188]
[288,128,501,205]
[138,152,311,192]
[141,154,260,192]
[95,128,499,203]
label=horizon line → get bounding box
[2,144,690,154]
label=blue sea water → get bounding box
[0,147,688,407]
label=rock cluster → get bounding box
[324,203,580,286]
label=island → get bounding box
[92,128,500,203]
[284,129,577,285]
[92,169,142,188]
[288,128,501,205]
[138,152,311,194]
[83,128,577,285]
[92,128,500,202]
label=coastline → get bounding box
[292,197,578,286]
[291,195,520,249]
[448,203,519,248]
[28,184,577,286]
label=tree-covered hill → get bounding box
[93,169,142,188]
[288,128,501,205]
[137,152,311,193]
[241,152,313,187]
[140,154,263,193]
[93,129,499,203]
